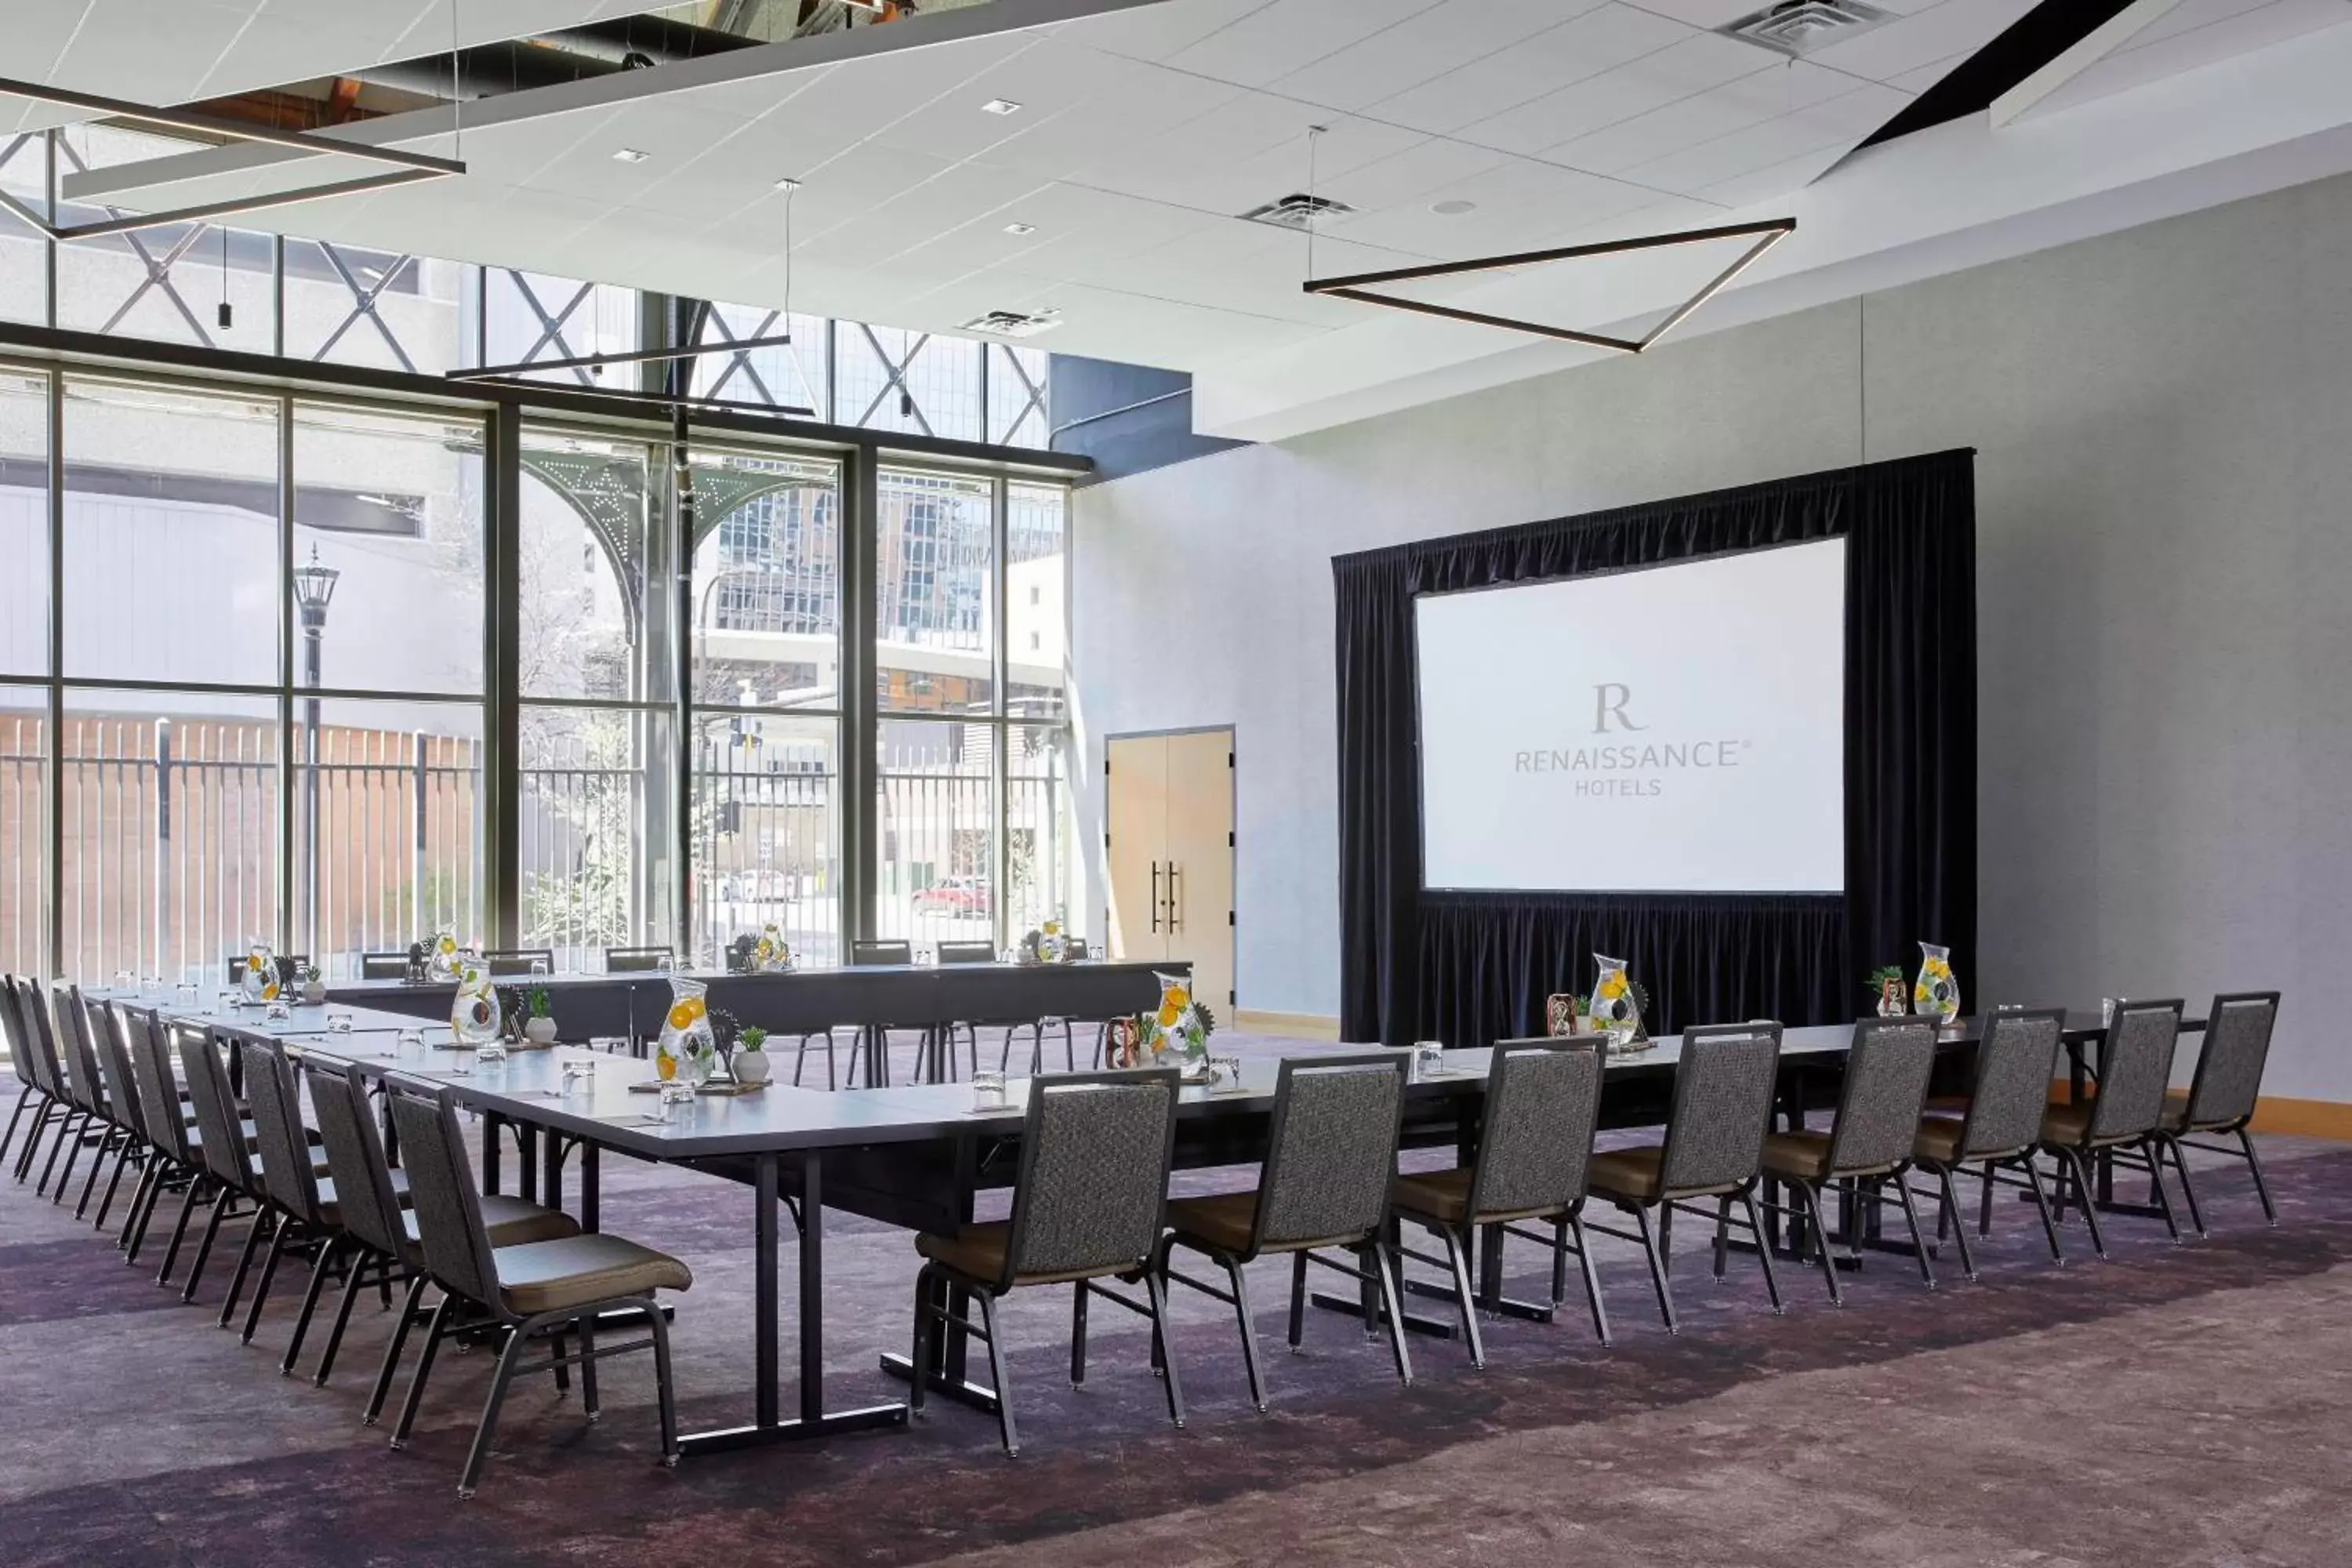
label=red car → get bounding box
[912,876,992,916]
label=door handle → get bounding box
[1167,862,1182,935]
[1149,861,1161,934]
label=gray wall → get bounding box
[1073,170,2352,1102]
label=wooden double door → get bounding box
[1105,728,1235,1014]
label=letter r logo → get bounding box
[1592,682,1643,734]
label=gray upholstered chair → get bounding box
[1761,1018,1941,1304]
[1160,1052,1415,1409]
[0,974,65,1174]
[482,948,556,977]
[909,1068,1185,1455]
[231,1039,345,1348]
[851,939,913,966]
[52,985,129,1215]
[1910,1007,2067,1279]
[85,1000,160,1233]
[2038,997,2185,1256]
[2158,990,2281,1231]
[1584,1023,1786,1333]
[13,978,80,1191]
[174,1026,270,1307]
[603,946,673,974]
[1389,1039,1610,1363]
[358,951,412,979]
[120,1007,205,1270]
[385,1075,688,1497]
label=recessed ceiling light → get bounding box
[613,147,650,164]
[1432,199,1476,216]
[1004,222,1036,236]
[981,98,1023,115]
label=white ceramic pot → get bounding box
[733,1049,772,1086]
[301,980,327,1004]
[524,1015,559,1046]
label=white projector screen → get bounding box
[1416,539,1847,894]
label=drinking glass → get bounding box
[264,999,290,1022]
[530,956,549,977]
[395,1029,424,1058]
[326,1011,355,1034]
[175,981,201,1014]
[112,969,134,993]
[971,1069,1008,1112]
[1413,1040,1446,1080]
[561,1058,597,1097]
[477,1035,507,1065]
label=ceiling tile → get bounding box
[1165,0,1429,89]
[1466,30,1777,156]
[1537,53,1856,177]
[1270,0,1601,112]
[1058,0,1265,64]
[1370,4,1697,136]
[1804,0,2040,82]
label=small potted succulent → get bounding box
[733,1025,772,1086]
[522,987,559,1046]
[299,962,328,1005]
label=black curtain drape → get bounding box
[1334,449,1976,1047]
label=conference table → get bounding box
[147,998,2188,1461]
[322,961,1179,1087]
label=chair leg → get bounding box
[10,1099,47,1180]
[1549,1217,1570,1305]
[1631,1203,1678,1334]
[1711,1196,1731,1281]
[2141,1138,2183,1243]
[1892,1172,1936,1289]
[1795,1181,1842,1305]
[457,1320,531,1498]
[647,1301,681,1469]
[1936,1167,1978,1282]
[1567,1214,1612,1347]
[1144,1269,1186,1429]
[974,1290,1019,1457]
[2162,1134,2207,1237]
[1739,1189,1784,1316]
[241,1216,295,1342]
[113,1161,154,1247]
[74,1129,117,1218]
[1370,1242,1414,1387]
[1440,1226,1485,1369]
[390,1294,456,1448]
[157,1178,206,1287]
[284,1237,341,1372]
[2057,1149,2108,1259]
[93,1141,135,1229]
[2020,1157,2066,1265]
[579,1317,600,1421]
[39,1108,82,1199]
[2238,1128,2278,1225]
[0,1084,30,1167]
[315,1254,372,1386]
[183,1189,237,1302]
[1067,1280,1089,1387]
[367,1275,431,1426]
[1978,1163,1996,1236]
[220,1208,274,1327]
[122,1163,163,1260]
[1287,1250,1308,1350]
[1221,1255,1269,1411]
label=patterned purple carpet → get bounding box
[4,1046,2348,1567]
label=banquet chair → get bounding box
[20,979,85,1195]
[804,939,916,1087]
[234,1039,353,1352]
[2,975,71,1181]
[2037,997,2186,1258]
[85,1000,163,1233]
[51,984,128,1214]
[2158,990,2283,1231]
[384,1075,688,1497]
[1760,1018,1941,1304]
[1390,1038,1610,1364]
[1908,1007,2067,1279]
[299,1056,577,1396]
[359,952,412,979]
[119,1007,208,1269]
[604,946,673,974]
[1160,1052,1416,1409]
[924,939,996,1081]
[483,949,556,977]
[174,1027,273,1307]
[1584,1023,1786,1333]
[909,1069,1184,1456]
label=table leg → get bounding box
[517,1123,539,1203]
[481,1111,503,1196]
[541,1131,564,1214]
[581,1143,599,1233]
[677,1149,906,1457]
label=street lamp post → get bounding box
[292,543,340,963]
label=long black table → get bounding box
[325,960,1186,1086]
[158,1001,2192,1461]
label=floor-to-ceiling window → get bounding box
[873,470,1072,951]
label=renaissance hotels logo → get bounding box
[1512,683,1756,797]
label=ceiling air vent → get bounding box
[1721,0,1890,56]
[959,307,1062,339]
[1238,192,1355,230]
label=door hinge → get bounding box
[1228,909,1235,927]
[1229,989,1236,1007]
[1228,830,1235,848]
[1104,756,1112,775]
[1227,751,1234,768]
